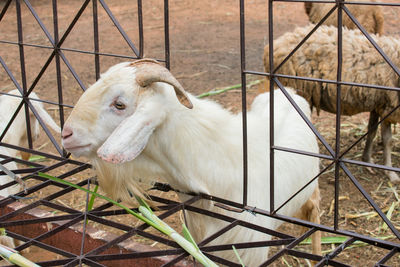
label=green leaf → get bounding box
[182,224,199,249]
[135,195,152,211]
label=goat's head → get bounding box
[62,59,193,163]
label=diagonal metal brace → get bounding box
[0,163,26,193]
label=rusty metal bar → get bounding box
[239,0,248,207]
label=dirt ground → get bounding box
[1,0,400,266]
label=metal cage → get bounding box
[1,0,400,266]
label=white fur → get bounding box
[62,62,319,265]
[0,89,61,197]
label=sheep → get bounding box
[0,89,61,247]
[61,59,320,265]
[304,0,384,35]
[263,24,400,183]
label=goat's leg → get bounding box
[381,121,400,183]
[296,186,321,256]
[362,110,379,173]
[309,186,321,256]
[20,151,31,161]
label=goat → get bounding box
[61,59,320,265]
[0,89,61,247]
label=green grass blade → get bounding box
[135,195,152,211]
[232,245,245,267]
[87,184,98,212]
[182,224,198,249]
[197,80,261,98]
[85,184,99,224]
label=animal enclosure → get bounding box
[1,0,400,266]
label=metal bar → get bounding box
[273,161,334,215]
[138,0,144,58]
[314,237,357,267]
[342,5,400,78]
[376,248,398,265]
[259,228,316,266]
[0,88,74,108]
[0,214,81,228]
[273,145,333,160]
[273,4,337,73]
[341,158,400,173]
[0,57,26,143]
[275,79,335,157]
[92,0,100,80]
[340,162,400,239]
[198,220,240,246]
[0,0,12,22]
[10,232,77,258]
[58,49,87,91]
[78,180,92,265]
[202,239,295,252]
[286,249,323,264]
[98,0,140,57]
[246,70,400,93]
[23,0,55,45]
[334,0,344,231]
[185,204,293,239]
[58,0,91,46]
[52,0,66,157]
[276,0,400,5]
[0,142,88,164]
[268,0,275,214]
[164,0,170,68]
[239,0,248,207]
[16,0,33,150]
[88,249,187,261]
[26,99,64,155]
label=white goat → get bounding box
[0,89,61,248]
[62,59,320,265]
[0,89,61,196]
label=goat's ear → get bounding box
[31,102,61,133]
[97,102,164,164]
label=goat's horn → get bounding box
[131,59,193,109]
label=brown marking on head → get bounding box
[130,59,193,109]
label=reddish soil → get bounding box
[1,0,400,266]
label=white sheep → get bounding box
[263,24,400,182]
[61,59,320,265]
[304,0,384,35]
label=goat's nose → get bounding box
[61,126,73,139]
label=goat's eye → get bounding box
[113,101,126,110]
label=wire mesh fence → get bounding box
[0,0,400,266]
